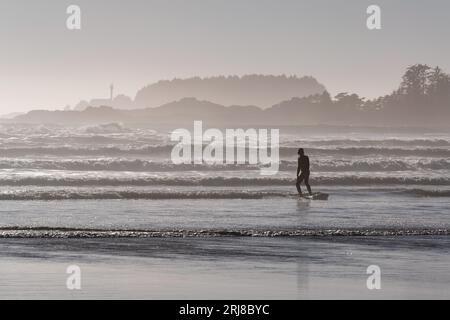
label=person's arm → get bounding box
[297,158,301,177]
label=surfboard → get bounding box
[299,192,329,200]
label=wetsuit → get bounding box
[296,155,312,195]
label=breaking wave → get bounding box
[293,139,450,147]
[0,227,448,238]
[310,159,450,172]
[0,190,293,201]
[283,147,450,158]
[1,188,449,200]
[0,176,449,186]
[0,146,173,157]
[1,146,450,158]
[1,158,450,172]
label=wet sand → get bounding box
[0,236,448,299]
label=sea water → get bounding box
[0,123,449,299]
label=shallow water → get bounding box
[0,186,448,231]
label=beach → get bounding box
[0,236,449,299]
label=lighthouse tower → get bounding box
[110,83,114,101]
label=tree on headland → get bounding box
[270,64,450,126]
[372,64,450,124]
[334,93,364,112]
[400,64,431,97]
[427,66,450,112]
[294,64,450,125]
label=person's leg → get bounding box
[305,172,312,195]
[296,173,305,194]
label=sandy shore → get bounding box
[0,236,448,299]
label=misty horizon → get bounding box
[5,63,450,128]
[0,68,413,114]
[0,68,428,114]
[2,0,450,114]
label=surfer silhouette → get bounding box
[296,148,312,196]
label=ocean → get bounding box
[0,123,449,299]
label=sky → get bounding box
[0,0,449,113]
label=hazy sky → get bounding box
[1,0,449,113]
